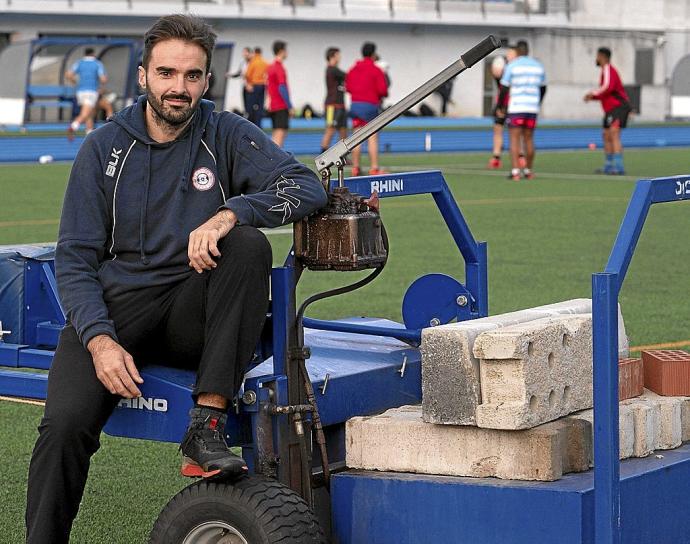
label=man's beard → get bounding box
[146,86,198,127]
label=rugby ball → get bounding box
[490,56,505,79]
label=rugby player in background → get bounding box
[487,47,522,169]
[499,40,547,181]
[584,47,631,175]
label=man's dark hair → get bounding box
[516,40,529,56]
[254,47,262,55]
[84,47,95,56]
[597,47,612,59]
[362,42,376,58]
[143,14,217,73]
[326,47,340,61]
[273,40,287,56]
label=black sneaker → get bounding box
[180,406,248,480]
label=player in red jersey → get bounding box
[267,40,293,147]
[345,41,389,176]
[584,47,631,175]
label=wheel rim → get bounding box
[182,521,249,544]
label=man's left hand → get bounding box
[364,191,380,212]
[188,209,238,273]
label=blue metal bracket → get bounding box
[23,260,65,349]
[401,273,473,329]
[593,175,690,544]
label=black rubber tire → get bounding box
[149,476,326,544]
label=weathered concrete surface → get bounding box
[629,390,684,450]
[421,299,628,426]
[682,398,690,442]
[568,391,685,461]
[473,315,593,430]
[346,405,591,481]
[568,404,634,461]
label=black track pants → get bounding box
[25,226,272,543]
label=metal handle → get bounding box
[461,35,501,69]
[315,34,500,176]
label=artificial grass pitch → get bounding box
[0,147,689,538]
[1,148,689,347]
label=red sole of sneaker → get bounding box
[181,463,222,479]
[180,461,248,479]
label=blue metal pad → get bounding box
[331,444,690,544]
[0,245,56,345]
[0,368,47,399]
[248,317,421,426]
[104,365,196,443]
[104,318,421,444]
[401,273,468,329]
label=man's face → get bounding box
[243,48,252,61]
[596,53,606,67]
[334,51,341,65]
[138,38,210,127]
[506,48,517,62]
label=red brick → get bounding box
[642,350,690,396]
[619,358,644,401]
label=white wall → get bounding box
[2,0,690,120]
[214,20,489,117]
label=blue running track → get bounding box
[1,122,689,163]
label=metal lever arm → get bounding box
[315,34,500,176]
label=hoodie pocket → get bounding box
[237,135,275,173]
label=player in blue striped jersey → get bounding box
[498,41,547,181]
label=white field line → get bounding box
[0,395,45,406]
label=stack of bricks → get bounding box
[347,300,622,482]
[346,301,690,482]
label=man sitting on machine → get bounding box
[25,14,327,543]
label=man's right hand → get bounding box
[87,334,143,398]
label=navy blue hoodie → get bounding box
[56,96,327,348]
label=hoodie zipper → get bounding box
[200,138,226,203]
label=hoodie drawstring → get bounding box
[139,144,151,265]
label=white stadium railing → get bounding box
[4,0,578,18]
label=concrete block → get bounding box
[346,405,591,481]
[567,404,634,461]
[529,299,629,357]
[623,399,659,457]
[655,397,683,449]
[422,299,628,426]
[473,315,593,430]
[674,395,690,442]
[624,391,684,451]
[638,389,690,443]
